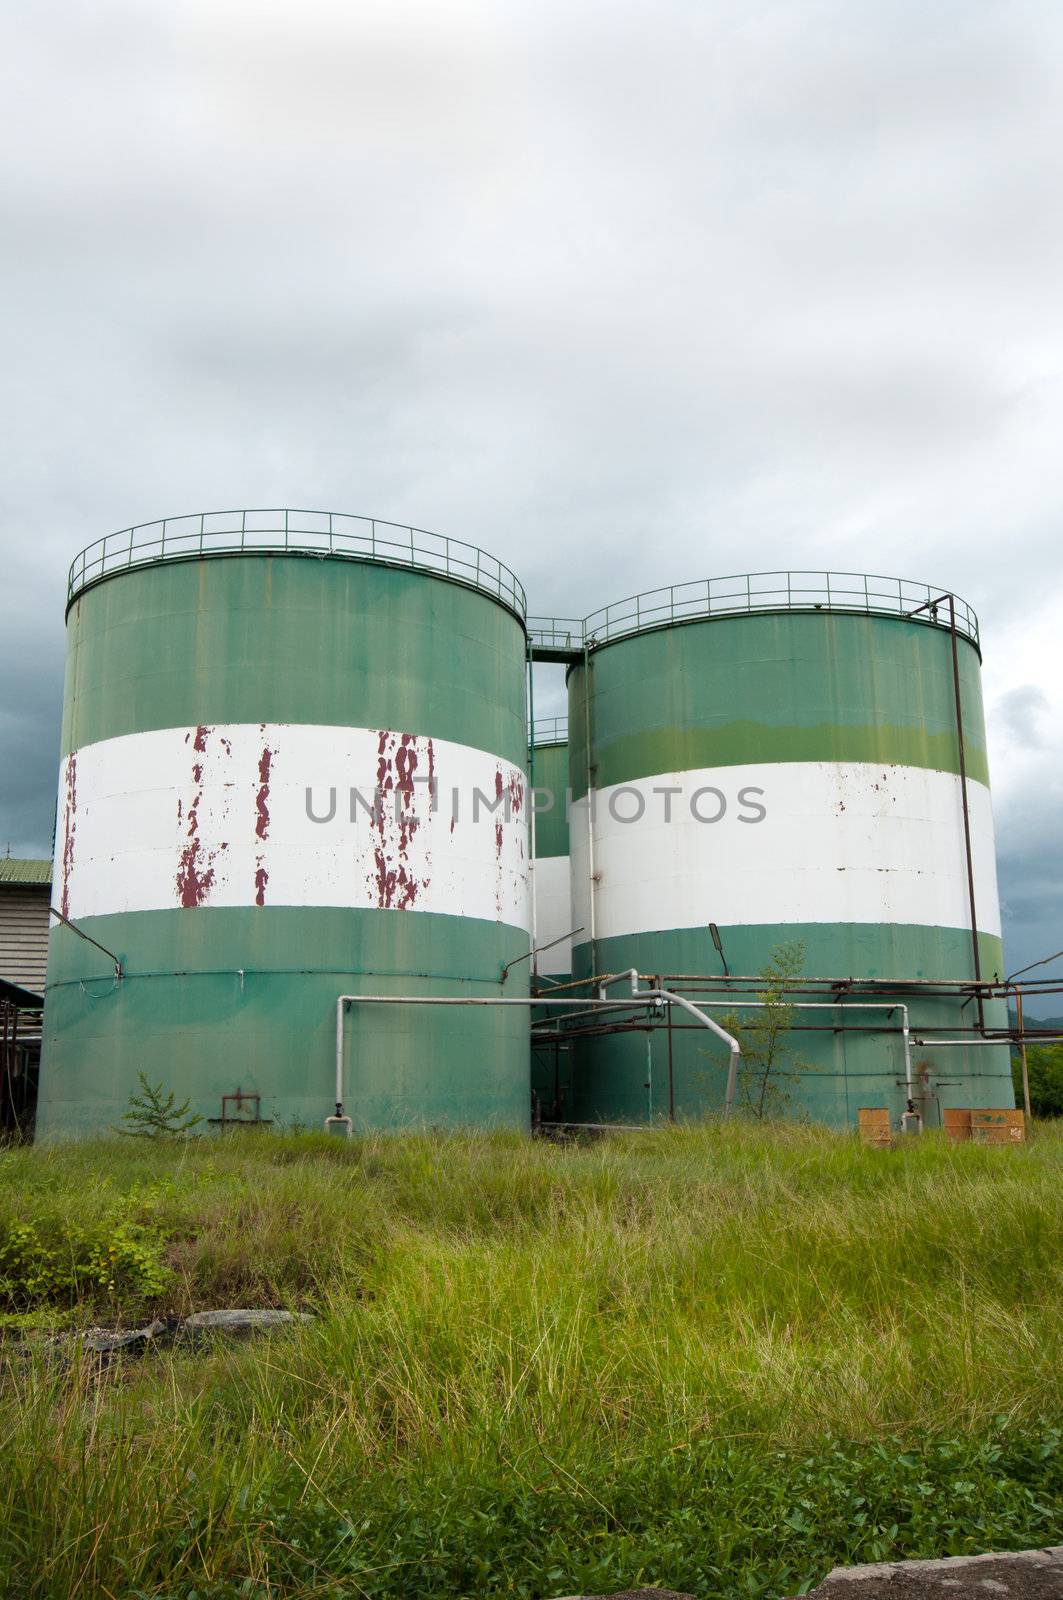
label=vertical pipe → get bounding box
[645,1032,653,1122]
[582,643,598,968]
[334,997,345,1113]
[667,998,675,1122]
[948,594,985,1031]
[527,648,538,976]
[1016,986,1032,1123]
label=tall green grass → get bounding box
[1,1122,1061,1598]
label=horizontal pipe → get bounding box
[333,990,741,1123]
[913,1036,1063,1047]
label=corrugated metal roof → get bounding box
[0,858,52,887]
[0,976,44,1010]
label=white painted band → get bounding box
[54,724,529,928]
[570,761,1001,940]
[530,854,573,974]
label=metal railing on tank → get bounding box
[526,616,584,653]
[579,571,980,650]
[531,715,568,746]
[66,509,527,619]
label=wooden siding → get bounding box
[0,886,50,996]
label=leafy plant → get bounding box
[116,1072,203,1139]
[1012,1043,1063,1118]
[719,940,811,1118]
[0,1213,171,1309]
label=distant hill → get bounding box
[1008,1008,1063,1034]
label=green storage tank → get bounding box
[529,721,572,1118]
[38,510,531,1136]
[529,722,572,985]
[566,571,1012,1129]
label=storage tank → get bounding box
[529,720,572,984]
[38,510,531,1136]
[566,572,1012,1129]
[529,720,572,1119]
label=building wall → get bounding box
[0,884,50,996]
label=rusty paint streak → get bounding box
[59,753,78,919]
[176,726,221,907]
[374,846,398,909]
[367,729,434,910]
[176,810,217,907]
[254,862,268,907]
[255,746,272,840]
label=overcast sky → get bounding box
[2,0,1061,998]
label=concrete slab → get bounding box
[796,1546,1063,1600]
[553,1591,696,1600]
[552,1549,1063,1600]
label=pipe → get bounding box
[333,985,742,1122]
[581,643,598,963]
[946,592,985,1031]
[908,592,985,1031]
[591,972,913,1115]
[553,967,1022,995]
[713,998,913,1114]
[641,984,912,1111]
[596,968,744,1114]
[49,906,123,980]
[1015,987,1032,1122]
[913,1037,1043,1047]
[503,926,584,982]
[527,646,538,975]
[645,1033,653,1121]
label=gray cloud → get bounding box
[993,685,1051,749]
[2,0,1062,979]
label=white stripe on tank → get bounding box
[569,761,1000,941]
[53,723,529,928]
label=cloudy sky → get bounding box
[2,0,1061,997]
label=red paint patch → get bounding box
[254,862,268,907]
[374,846,398,909]
[59,752,77,918]
[369,730,432,910]
[176,832,216,907]
[255,746,272,840]
[175,729,222,907]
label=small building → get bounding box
[0,858,51,1134]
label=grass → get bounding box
[0,1121,1061,1599]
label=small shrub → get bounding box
[116,1073,203,1139]
[0,1213,171,1311]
